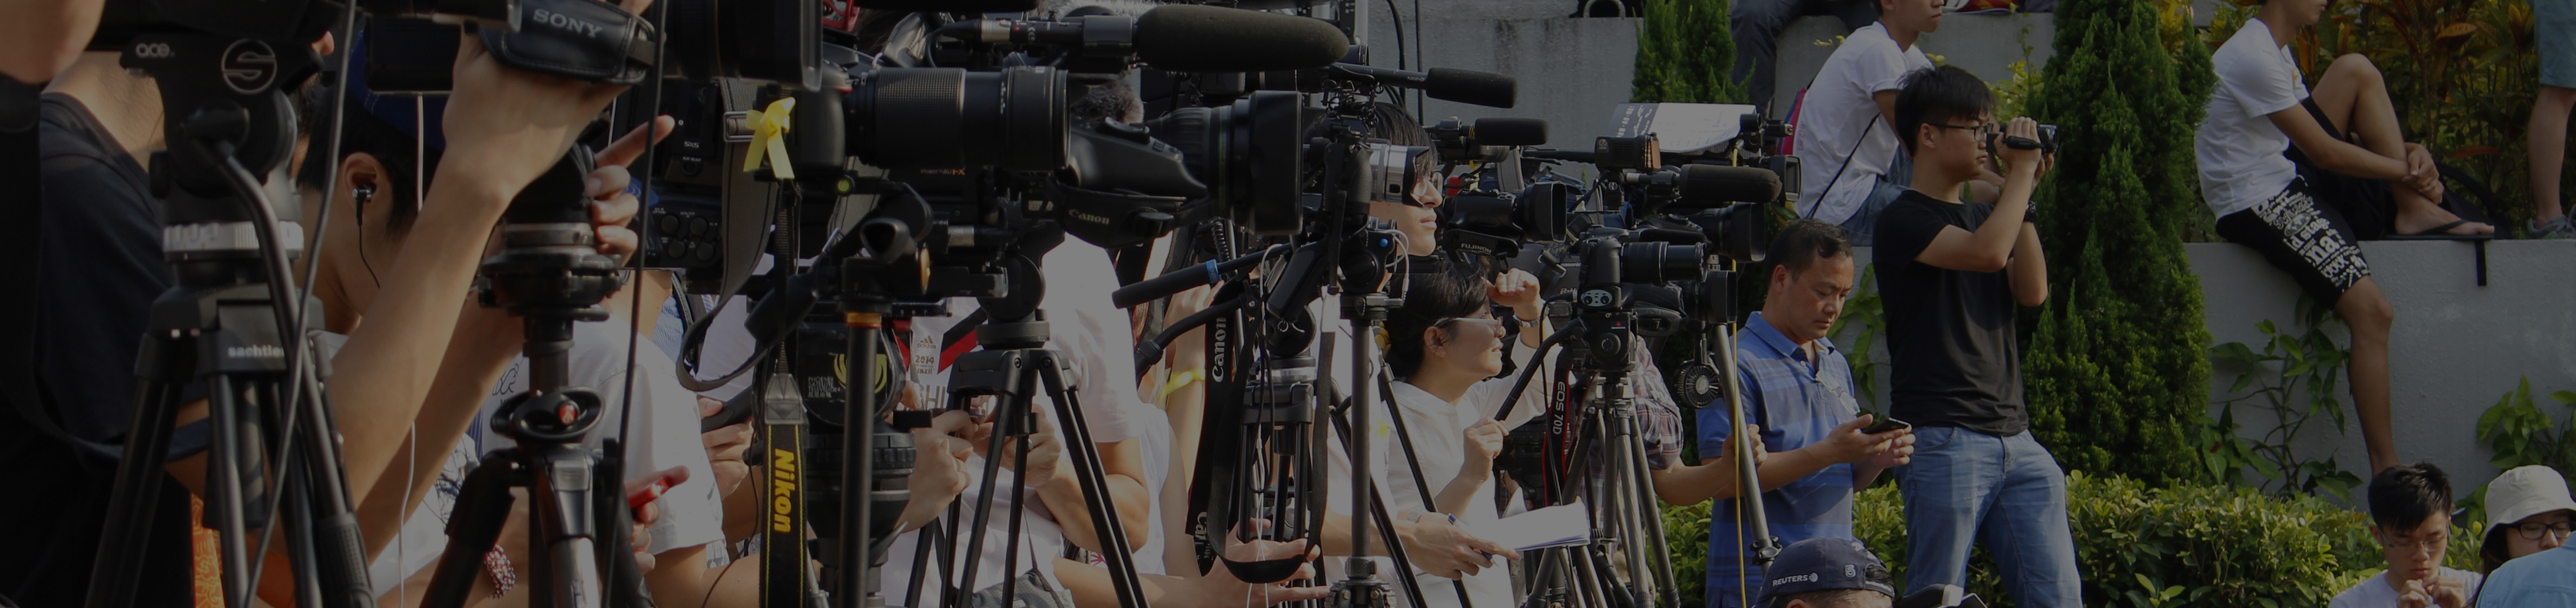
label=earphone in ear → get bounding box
[352,183,376,226]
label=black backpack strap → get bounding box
[1,78,119,465]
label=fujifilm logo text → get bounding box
[531,8,605,37]
[228,345,284,360]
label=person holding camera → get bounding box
[1682,219,1912,608]
[2330,463,2479,608]
[1792,0,1939,245]
[1871,65,2073,606]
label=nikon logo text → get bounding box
[531,8,605,38]
[770,448,798,532]
[227,345,284,360]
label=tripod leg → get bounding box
[1032,357,1150,608]
[206,376,258,608]
[423,457,524,608]
[84,379,181,608]
[951,404,1016,608]
[291,365,381,608]
[283,461,327,608]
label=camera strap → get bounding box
[477,0,659,86]
[1803,116,1876,221]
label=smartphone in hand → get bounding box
[1860,416,1912,435]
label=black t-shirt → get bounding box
[0,93,196,607]
[1871,190,2027,436]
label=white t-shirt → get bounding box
[1376,376,1550,608]
[2198,18,2309,218]
[881,240,1152,606]
[1797,22,1934,225]
[2327,568,2485,608]
[360,319,731,596]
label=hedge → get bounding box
[1666,472,2489,608]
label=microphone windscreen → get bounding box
[1678,165,1781,204]
[1423,67,1517,109]
[1471,117,1549,146]
[852,0,1045,11]
[1136,5,1350,73]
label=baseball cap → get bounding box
[1755,538,1898,607]
[2485,465,2576,536]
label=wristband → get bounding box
[1160,369,1203,400]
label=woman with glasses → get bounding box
[2476,466,2575,574]
[1366,261,1557,608]
[2472,465,2576,607]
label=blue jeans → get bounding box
[1894,428,2082,607]
[1837,178,1908,247]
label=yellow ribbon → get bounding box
[744,97,796,180]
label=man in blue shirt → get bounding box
[2477,543,2576,607]
[1691,219,1915,608]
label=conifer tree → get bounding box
[1632,0,1743,104]
[2019,0,2215,485]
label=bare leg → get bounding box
[2336,277,2398,474]
[2312,54,2493,235]
[2532,85,2576,224]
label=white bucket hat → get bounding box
[2485,465,2576,537]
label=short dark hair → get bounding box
[297,84,441,234]
[1385,262,1492,379]
[1768,219,1853,277]
[2368,462,2453,531]
[1892,65,1996,155]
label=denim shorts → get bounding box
[2544,0,2576,87]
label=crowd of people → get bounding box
[2,0,2572,607]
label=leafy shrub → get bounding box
[2204,304,2367,499]
[1655,472,2493,607]
[2021,0,2214,487]
[1631,0,1743,104]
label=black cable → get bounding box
[1492,321,1579,422]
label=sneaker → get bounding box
[2536,216,2576,239]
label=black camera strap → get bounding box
[1802,116,1876,221]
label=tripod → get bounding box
[88,30,376,608]
[419,148,655,608]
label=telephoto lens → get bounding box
[844,66,1068,171]
[1140,90,1310,235]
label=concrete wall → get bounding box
[1770,13,2055,113]
[2193,239,2576,504]
[1360,0,1641,143]
[1840,240,2576,506]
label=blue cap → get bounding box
[343,26,448,151]
[1754,538,1896,607]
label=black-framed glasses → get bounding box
[2506,519,2576,541]
[1934,122,1998,139]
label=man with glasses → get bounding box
[1871,65,2071,606]
[2331,463,2477,608]
[1679,219,1915,608]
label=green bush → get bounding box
[1630,0,1743,104]
[1667,472,2491,608]
[2020,0,2214,487]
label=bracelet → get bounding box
[1160,369,1203,400]
[483,545,517,598]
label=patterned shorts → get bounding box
[2216,179,2372,306]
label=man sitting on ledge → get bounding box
[2195,0,2490,475]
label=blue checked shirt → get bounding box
[1695,312,1865,606]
